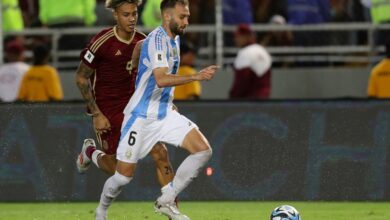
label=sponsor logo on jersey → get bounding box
[84,50,95,63]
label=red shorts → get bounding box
[95,112,124,155]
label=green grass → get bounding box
[0,201,389,220]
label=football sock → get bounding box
[85,146,96,159]
[159,149,212,204]
[97,171,132,211]
[91,149,104,168]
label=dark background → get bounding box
[1,100,390,201]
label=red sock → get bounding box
[85,146,96,159]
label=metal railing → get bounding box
[3,23,390,70]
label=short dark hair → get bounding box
[105,0,142,10]
[160,0,189,12]
[33,44,50,65]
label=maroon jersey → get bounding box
[80,27,146,117]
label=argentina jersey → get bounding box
[123,26,180,120]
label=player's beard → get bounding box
[170,21,186,36]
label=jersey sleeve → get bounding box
[79,34,104,69]
[149,32,169,70]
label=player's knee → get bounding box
[112,171,133,186]
[195,148,212,162]
[150,144,169,162]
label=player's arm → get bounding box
[75,62,101,115]
[153,65,219,88]
[75,61,111,133]
[130,40,144,75]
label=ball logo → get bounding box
[270,205,301,220]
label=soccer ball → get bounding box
[270,205,301,220]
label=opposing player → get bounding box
[75,0,175,201]
[95,0,219,219]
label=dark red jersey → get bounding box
[80,27,146,117]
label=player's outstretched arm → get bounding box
[153,65,219,88]
[75,61,111,134]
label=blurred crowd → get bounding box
[3,1,386,31]
[1,0,390,102]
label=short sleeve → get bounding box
[150,32,169,70]
[79,32,107,69]
[80,47,99,69]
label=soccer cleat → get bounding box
[154,201,190,220]
[95,208,107,220]
[76,138,96,173]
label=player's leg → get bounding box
[96,161,136,220]
[149,142,175,186]
[156,128,212,204]
[155,111,210,219]
[77,113,122,175]
[76,135,117,175]
[96,115,159,219]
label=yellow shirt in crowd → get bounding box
[367,59,390,98]
[18,65,63,102]
[174,66,201,100]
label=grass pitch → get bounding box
[0,201,389,220]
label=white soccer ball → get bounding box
[270,205,301,220]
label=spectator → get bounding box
[19,0,40,27]
[261,15,293,47]
[174,41,201,100]
[261,15,293,68]
[38,0,96,50]
[230,24,272,99]
[287,0,331,46]
[370,0,390,45]
[141,0,162,29]
[252,0,287,24]
[0,40,30,102]
[367,41,390,98]
[2,0,24,32]
[223,0,253,25]
[18,44,63,102]
[288,0,331,25]
[223,0,253,46]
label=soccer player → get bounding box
[95,0,219,219]
[75,0,175,202]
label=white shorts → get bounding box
[117,109,198,163]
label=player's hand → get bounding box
[93,113,111,134]
[196,65,219,81]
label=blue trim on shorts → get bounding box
[120,114,138,142]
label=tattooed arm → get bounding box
[75,62,111,134]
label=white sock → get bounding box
[159,149,212,204]
[97,171,132,211]
[92,150,104,168]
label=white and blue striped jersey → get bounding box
[123,26,180,120]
